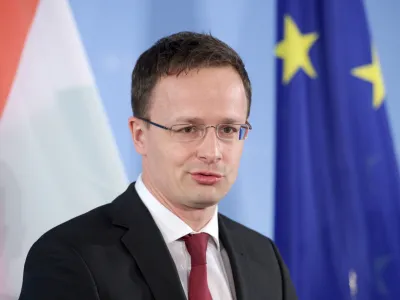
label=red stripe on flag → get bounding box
[0,0,40,118]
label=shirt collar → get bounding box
[135,174,220,250]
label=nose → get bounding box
[196,126,222,164]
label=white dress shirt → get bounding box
[135,174,236,300]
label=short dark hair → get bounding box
[131,31,252,119]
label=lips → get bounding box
[190,171,223,185]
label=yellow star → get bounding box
[351,49,386,109]
[275,15,319,84]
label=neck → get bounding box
[141,173,216,232]
[171,205,216,232]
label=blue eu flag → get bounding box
[273,0,400,299]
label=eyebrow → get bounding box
[174,117,204,124]
[220,117,245,124]
[173,117,245,124]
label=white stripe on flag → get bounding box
[0,0,129,296]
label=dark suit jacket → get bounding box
[18,182,297,300]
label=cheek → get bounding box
[147,136,171,166]
[223,143,244,164]
[161,142,195,168]
[223,148,244,181]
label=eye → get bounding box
[175,125,198,133]
[184,126,196,133]
[221,126,238,134]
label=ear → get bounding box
[128,116,147,155]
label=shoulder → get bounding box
[30,183,136,251]
[19,203,116,299]
[219,213,282,260]
[219,214,298,298]
[31,202,115,252]
[219,213,272,244]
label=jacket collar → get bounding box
[110,182,252,300]
[111,182,186,300]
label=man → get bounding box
[18,31,297,300]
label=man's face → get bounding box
[131,66,248,210]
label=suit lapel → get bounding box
[219,215,252,300]
[111,183,186,300]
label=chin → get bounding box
[190,199,220,209]
[190,190,225,207]
[184,179,229,204]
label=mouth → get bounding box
[190,171,223,185]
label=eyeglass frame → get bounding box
[136,117,252,141]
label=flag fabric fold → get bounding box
[274,0,400,299]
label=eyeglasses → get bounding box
[137,117,252,142]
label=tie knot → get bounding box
[182,233,209,266]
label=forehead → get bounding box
[149,67,248,123]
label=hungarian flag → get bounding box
[0,1,128,297]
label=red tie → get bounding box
[182,233,212,300]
